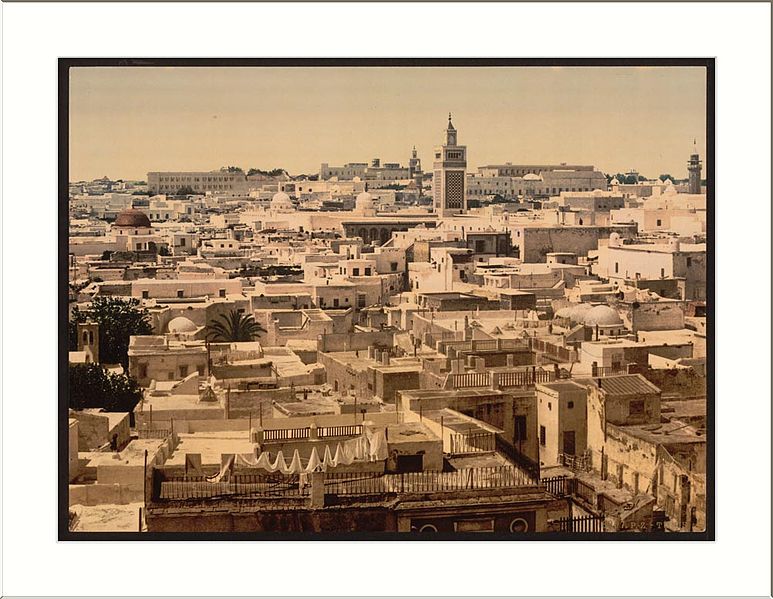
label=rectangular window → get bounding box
[615,262,619,274]
[454,519,494,533]
[630,400,645,416]
[514,415,527,441]
[539,425,546,446]
[687,257,692,267]
[352,268,360,276]
[138,364,147,379]
[179,365,188,378]
[333,298,339,308]
[177,290,184,298]
[656,219,662,226]
[142,290,149,299]
[219,289,226,298]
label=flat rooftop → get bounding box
[386,422,438,445]
[81,438,167,467]
[614,420,706,446]
[166,432,255,466]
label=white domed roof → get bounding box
[610,178,620,185]
[555,303,593,321]
[582,305,623,327]
[271,191,293,209]
[355,191,375,210]
[523,173,542,181]
[168,316,197,333]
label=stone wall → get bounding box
[318,330,395,353]
[147,505,397,533]
[520,224,638,263]
[641,367,707,398]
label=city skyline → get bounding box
[69,66,707,182]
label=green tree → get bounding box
[206,310,265,342]
[69,363,143,412]
[69,297,153,366]
[659,174,674,182]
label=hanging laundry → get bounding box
[288,449,303,474]
[206,454,234,483]
[306,446,323,473]
[235,453,260,467]
[322,445,335,470]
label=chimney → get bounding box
[368,346,375,359]
[474,357,486,372]
[382,352,391,366]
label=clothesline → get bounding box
[209,428,389,480]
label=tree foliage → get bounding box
[69,363,143,412]
[206,310,265,342]
[69,297,153,366]
[247,167,285,177]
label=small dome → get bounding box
[555,303,593,322]
[167,316,197,333]
[271,191,293,210]
[610,178,620,185]
[523,173,542,181]
[114,208,151,228]
[355,191,375,211]
[609,232,622,247]
[582,305,623,327]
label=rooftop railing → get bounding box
[151,465,539,502]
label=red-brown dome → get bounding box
[114,209,151,228]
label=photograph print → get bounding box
[62,59,712,539]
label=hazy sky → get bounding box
[69,66,707,182]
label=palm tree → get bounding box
[206,310,265,342]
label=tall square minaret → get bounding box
[433,114,467,218]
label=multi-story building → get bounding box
[147,170,250,195]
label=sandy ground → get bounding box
[71,502,145,532]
